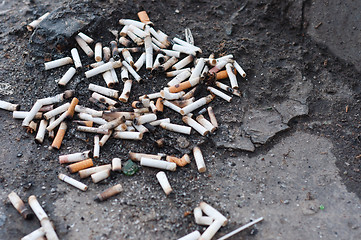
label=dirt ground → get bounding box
[0,0,360,239]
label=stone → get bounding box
[242,108,289,144]
[273,99,309,123]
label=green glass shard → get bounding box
[122,160,139,176]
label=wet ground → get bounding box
[0,0,360,239]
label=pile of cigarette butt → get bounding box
[2,11,264,240]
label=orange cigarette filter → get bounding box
[156,98,164,112]
[66,97,79,118]
[216,69,236,80]
[166,154,190,167]
[74,120,93,127]
[169,81,192,93]
[51,122,67,149]
[67,158,94,173]
[137,11,153,25]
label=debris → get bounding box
[122,160,139,176]
[217,217,264,240]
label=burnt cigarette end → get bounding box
[63,90,75,99]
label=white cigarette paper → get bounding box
[225,63,238,89]
[233,60,246,78]
[113,131,143,140]
[57,67,76,86]
[134,52,146,72]
[194,207,214,226]
[59,150,92,164]
[207,87,232,102]
[28,195,59,240]
[21,227,46,240]
[119,80,133,102]
[93,135,100,158]
[156,171,173,195]
[44,57,73,70]
[182,116,209,136]
[177,231,201,240]
[193,147,206,173]
[129,152,162,161]
[199,202,228,226]
[58,173,88,191]
[85,61,122,78]
[91,169,111,183]
[122,60,141,82]
[94,42,103,62]
[199,220,223,240]
[196,115,217,133]
[78,32,94,44]
[160,122,191,135]
[75,35,94,57]
[78,164,111,178]
[112,158,122,171]
[71,48,82,68]
[140,158,177,171]
[88,83,119,99]
[27,12,50,31]
[0,100,19,112]
[35,119,48,144]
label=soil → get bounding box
[0,0,360,239]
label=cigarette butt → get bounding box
[166,154,190,167]
[74,120,93,127]
[177,230,201,240]
[66,97,79,118]
[99,130,112,147]
[13,111,43,119]
[71,48,82,68]
[51,122,67,150]
[67,158,94,173]
[27,12,50,31]
[156,171,173,195]
[59,150,92,164]
[0,100,20,111]
[28,195,59,240]
[8,192,34,220]
[182,116,209,136]
[35,119,48,144]
[156,138,165,147]
[95,184,123,202]
[160,122,192,135]
[58,173,88,191]
[78,164,112,178]
[140,158,177,171]
[113,131,143,140]
[77,126,110,135]
[168,81,192,93]
[180,95,214,115]
[21,227,45,240]
[44,57,73,70]
[199,220,223,240]
[91,169,111,183]
[199,201,228,226]
[196,115,217,133]
[129,152,162,161]
[112,158,122,171]
[156,98,164,112]
[194,207,214,226]
[93,135,100,158]
[207,107,218,128]
[75,35,94,57]
[78,32,94,44]
[215,69,236,80]
[193,146,206,173]
[57,67,76,86]
[95,42,102,62]
[137,11,153,25]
